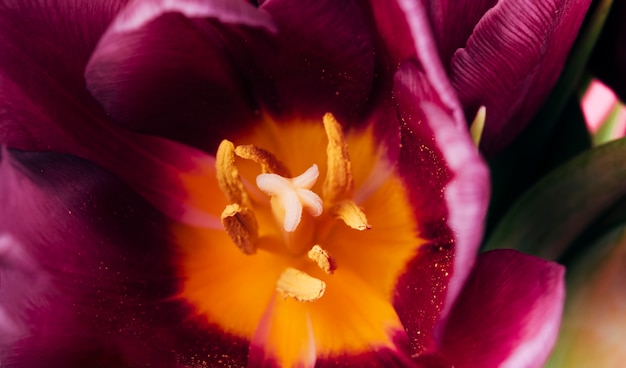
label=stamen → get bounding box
[276,267,326,302]
[331,200,371,231]
[216,139,259,254]
[216,140,250,207]
[307,245,336,274]
[256,165,323,232]
[322,113,354,203]
[234,144,292,177]
[470,106,486,147]
[221,204,258,254]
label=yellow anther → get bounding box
[307,245,336,274]
[234,144,291,177]
[332,200,371,231]
[221,204,258,254]
[216,139,259,254]
[216,140,250,207]
[322,113,354,204]
[276,267,326,302]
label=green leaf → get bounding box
[593,101,625,146]
[547,224,626,367]
[485,136,626,260]
[486,95,592,234]
[485,0,613,234]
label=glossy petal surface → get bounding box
[86,0,375,152]
[419,250,565,368]
[0,0,226,227]
[392,61,490,354]
[449,0,592,154]
[0,0,124,146]
[85,0,275,151]
[0,150,247,367]
[422,0,497,66]
[256,0,375,121]
[368,0,466,129]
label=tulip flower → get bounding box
[1,0,565,367]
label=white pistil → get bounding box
[256,164,323,232]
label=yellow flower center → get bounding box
[213,114,374,303]
[175,113,426,366]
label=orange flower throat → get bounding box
[215,114,370,302]
[176,113,424,366]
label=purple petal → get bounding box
[419,250,565,368]
[450,0,592,154]
[0,0,127,99]
[87,0,376,149]
[367,0,466,129]
[255,0,375,120]
[391,62,490,355]
[423,0,498,67]
[1,68,223,227]
[0,150,248,367]
[0,0,122,147]
[0,1,227,226]
[86,0,276,151]
[109,0,275,33]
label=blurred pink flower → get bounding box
[581,79,626,142]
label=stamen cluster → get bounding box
[215,114,371,302]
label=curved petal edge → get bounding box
[428,249,565,368]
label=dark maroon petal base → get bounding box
[0,150,248,367]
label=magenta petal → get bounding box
[255,0,375,120]
[423,0,497,66]
[86,0,276,151]
[0,1,223,226]
[0,150,248,367]
[0,0,124,147]
[1,64,221,226]
[109,0,275,33]
[368,0,466,129]
[0,0,127,98]
[450,0,592,154]
[423,250,565,368]
[391,61,490,355]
